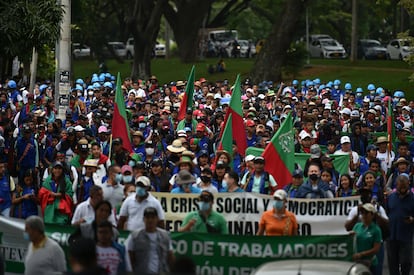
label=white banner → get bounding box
[152,192,360,235]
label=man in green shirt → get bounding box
[179,191,228,234]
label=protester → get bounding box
[24,216,66,275]
[66,237,107,275]
[127,207,175,274]
[257,190,298,236]
[0,160,16,217]
[350,203,382,273]
[386,174,414,275]
[118,176,165,231]
[221,170,244,192]
[284,169,304,198]
[297,164,334,198]
[240,156,277,194]
[179,190,228,234]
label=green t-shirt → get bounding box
[182,211,228,234]
[353,222,382,266]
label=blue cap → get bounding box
[7,80,16,89]
[292,169,304,177]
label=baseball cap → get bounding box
[340,136,351,144]
[292,169,304,178]
[136,176,151,187]
[245,155,255,162]
[121,165,133,174]
[310,144,321,159]
[143,207,158,217]
[361,203,377,214]
[273,189,287,200]
[341,108,351,115]
[299,131,312,140]
[245,120,255,127]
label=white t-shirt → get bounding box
[71,198,117,226]
[119,193,165,231]
[376,150,395,174]
[96,246,122,275]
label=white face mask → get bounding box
[77,92,82,97]
[146,148,155,155]
[88,91,93,96]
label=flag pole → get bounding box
[108,134,113,160]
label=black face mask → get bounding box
[200,176,211,183]
[309,174,319,181]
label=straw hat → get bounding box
[167,139,186,153]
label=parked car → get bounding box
[387,39,413,60]
[72,43,91,59]
[309,38,347,58]
[358,39,388,59]
[154,43,166,57]
[251,260,371,275]
[102,42,127,59]
[126,38,134,59]
[238,40,256,58]
[309,34,333,43]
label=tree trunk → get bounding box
[128,0,165,80]
[131,39,153,80]
[251,0,306,83]
[164,0,211,63]
[350,0,358,62]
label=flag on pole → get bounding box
[217,74,247,157]
[111,72,133,153]
[177,66,195,121]
[387,99,395,152]
[262,112,294,189]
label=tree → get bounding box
[0,0,63,80]
[124,0,166,79]
[164,0,251,63]
[250,0,307,82]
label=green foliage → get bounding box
[283,43,308,77]
[0,0,63,62]
[37,45,56,80]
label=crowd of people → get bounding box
[0,73,413,274]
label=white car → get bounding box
[387,39,413,60]
[102,42,127,59]
[72,43,91,59]
[154,43,166,57]
[309,38,347,58]
[238,40,256,58]
[126,38,134,59]
[251,260,371,275]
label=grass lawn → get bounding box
[73,57,413,96]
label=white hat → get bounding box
[350,110,360,117]
[374,105,382,111]
[273,189,287,200]
[402,106,411,112]
[368,109,377,115]
[74,125,85,132]
[245,155,255,162]
[363,98,370,103]
[361,203,377,214]
[258,94,265,100]
[299,131,312,140]
[340,136,351,144]
[341,108,351,115]
[214,94,222,99]
[136,176,151,187]
[177,130,187,138]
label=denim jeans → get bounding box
[387,240,413,275]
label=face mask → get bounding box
[356,93,362,98]
[139,122,146,129]
[88,91,94,96]
[115,173,122,183]
[128,191,135,197]
[309,174,319,181]
[380,93,385,97]
[404,114,410,120]
[182,184,190,190]
[128,160,135,167]
[393,98,399,103]
[370,91,375,95]
[136,186,147,197]
[200,176,211,183]
[334,85,339,90]
[77,92,82,97]
[23,232,30,241]
[198,201,210,211]
[221,180,228,190]
[145,148,155,155]
[273,200,284,210]
[123,175,133,182]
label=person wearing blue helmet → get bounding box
[344,83,352,91]
[366,83,376,102]
[91,76,99,84]
[355,87,364,107]
[376,87,385,97]
[7,80,20,105]
[331,79,342,103]
[84,86,95,111]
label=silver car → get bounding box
[251,260,371,275]
[309,38,347,58]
